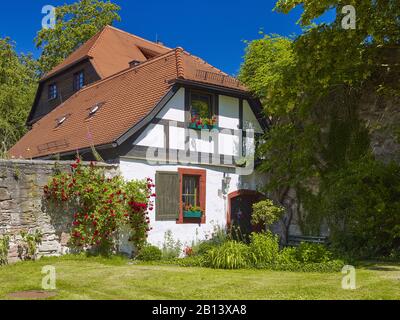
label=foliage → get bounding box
[248,232,280,265]
[316,157,400,258]
[205,241,249,269]
[161,230,182,260]
[190,231,342,272]
[136,245,162,262]
[44,158,155,254]
[0,38,37,157]
[260,260,345,273]
[239,1,400,257]
[295,242,333,263]
[0,235,10,266]
[35,0,121,74]
[193,241,220,256]
[17,230,43,261]
[204,224,229,246]
[251,200,285,230]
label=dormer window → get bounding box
[73,70,85,92]
[48,83,58,100]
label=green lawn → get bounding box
[0,255,399,300]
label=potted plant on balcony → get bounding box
[183,204,203,219]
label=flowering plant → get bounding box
[190,115,217,128]
[183,204,203,213]
[44,158,156,253]
[184,246,194,257]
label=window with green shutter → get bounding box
[155,172,180,221]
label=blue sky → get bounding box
[0,0,335,75]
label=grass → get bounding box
[0,255,399,300]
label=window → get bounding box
[178,168,206,224]
[88,102,105,118]
[48,83,58,100]
[182,175,200,208]
[55,114,70,128]
[73,70,85,91]
[190,91,213,120]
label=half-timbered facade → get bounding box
[10,26,268,249]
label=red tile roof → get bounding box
[10,29,248,159]
[41,25,170,81]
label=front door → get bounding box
[229,191,263,241]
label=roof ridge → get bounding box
[175,47,185,79]
[105,25,171,50]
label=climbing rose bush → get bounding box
[44,159,155,252]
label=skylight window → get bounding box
[56,114,70,128]
[89,104,100,116]
[88,102,105,118]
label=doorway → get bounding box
[227,190,264,241]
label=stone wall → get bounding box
[0,160,119,263]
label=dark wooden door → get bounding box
[230,193,262,241]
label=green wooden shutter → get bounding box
[155,172,180,221]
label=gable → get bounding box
[126,85,265,161]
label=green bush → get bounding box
[193,241,219,256]
[276,247,298,265]
[136,245,162,261]
[174,256,205,267]
[252,200,284,230]
[248,232,280,265]
[318,158,400,258]
[205,241,249,269]
[295,242,333,263]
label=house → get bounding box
[10,26,268,249]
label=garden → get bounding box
[1,158,399,301]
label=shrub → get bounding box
[136,245,162,261]
[252,200,285,230]
[193,241,219,256]
[276,247,298,265]
[318,158,400,258]
[0,235,10,266]
[174,256,205,267]
[162,230,182,260]
[248,232,280,265]
[205,241,249,269]
[295,242,333,263]
[17,230,43,261]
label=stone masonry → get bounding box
[0,160,118,263]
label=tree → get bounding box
[240,1,400,255]
[35,0,121,74]
[0,38,37,157]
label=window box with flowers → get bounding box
[189,115,218,131]
[183,205,204,219]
